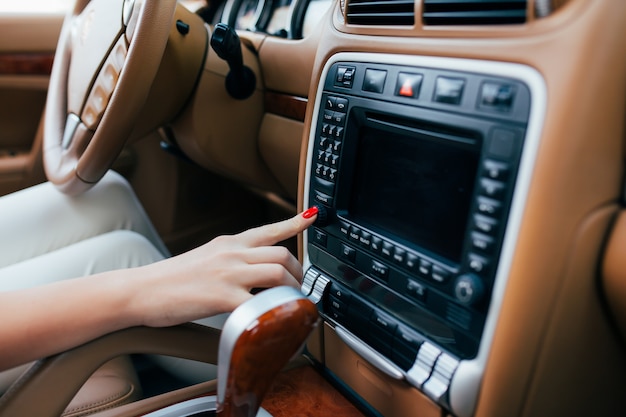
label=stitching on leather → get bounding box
[61,382,137,417]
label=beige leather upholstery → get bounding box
[0,324,220,417]
[62,357,141,417]
[1,356,141,417]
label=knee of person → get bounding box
[94,230,166,267]
[90,171,137,208]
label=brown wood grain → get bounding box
[218,299,319,417]
[264,91,308,122]
[0,53,54,75]
[262,365,366,417]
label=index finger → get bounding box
[238,207,318,247]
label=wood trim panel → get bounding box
[264,91,308,122]
[0,53,54,76]
[262,365,366,417]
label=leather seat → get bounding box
[1,356,141,417]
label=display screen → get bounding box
[348,124,480,263]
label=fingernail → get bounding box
[302,206,319,219]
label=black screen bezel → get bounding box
[334,108,482,267]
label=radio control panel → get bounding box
[302,54,541,414]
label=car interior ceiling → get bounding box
[0,0,626,416]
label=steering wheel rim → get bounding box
[44,0,177,195]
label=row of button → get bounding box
[463,158,512,276]
[325,281,423,371]
[335,221,454,285]
[318,276,460,404]
[334,64,516,112]
[311,95,349,207]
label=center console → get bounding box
[302,53,545,417]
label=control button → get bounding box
[431,265,450,284]
[381,241,394,259]
[370,236,382,253]
[483,159,510,181]
[480,178,506,199]
[474,214,498,235]
[348,226,361,242]
[454,273,484,306]
[371,311,398,336]
[334,126,344,138]
[332,112,346,126]
[406,253,419,270]
[468,253,489,274]
[321,123,330,135]
[313,190,333,206]
[338,220,350,236]
[329,282,352,303]
[477,196,501,217]
[309,274,330,304]
[313,176,335,196]
[393,247,406,264]
[325,96,337,110]
[433,76,465,105]
[335,98,348,111]
[395,72,423,98]
[301,268,320,296]
[488,128,517,160]
[471,232,495,252]
[407,342,441,387]
[359,231,372,247]
[311,228,327,247]
[318,136,330,150]
[407,279,427,302]
[323,110,334,122]
[370,260,389,281]
[328,168,337,182]
[340,244,356,263]
[335,66,356,88]
[332,140,342,153]
[418,259,432,278]
[479,82,515,111]
[362,68,387,94]
[423,353,460,402]
[328,296,349,315]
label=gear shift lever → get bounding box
[217,286,319,417]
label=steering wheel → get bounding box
[44,0,177,195]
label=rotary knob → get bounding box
[454,273,484,306]
[313,205,329,226]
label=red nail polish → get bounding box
[302,206,319,219]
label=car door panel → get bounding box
[0,13,63,195]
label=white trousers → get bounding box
[0,171,168,392]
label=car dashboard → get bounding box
[1,0,626,416]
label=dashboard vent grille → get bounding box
[346,0,416,26]
[423,0,527,25]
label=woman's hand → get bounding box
[132,207,318,327]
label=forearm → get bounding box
[0,269,140,371]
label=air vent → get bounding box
[346,0,416,26]
[423,0,527,25]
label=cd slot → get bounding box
[365,112,478,147]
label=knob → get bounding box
[454,273,484,306]
[313,204,329,226]
[210,23,256,100]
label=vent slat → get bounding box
[347,0,415,26]
[423,0,527,25]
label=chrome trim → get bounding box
[335,326,404,380]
